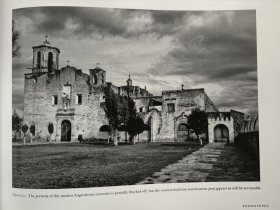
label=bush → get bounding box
[78,135,83,143]
[30,125,35,136]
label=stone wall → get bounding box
[156,89,204,142]
[235,115,259,158]
[23,66,108,142]
[235,131,259,159]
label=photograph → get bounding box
[12,7,259,189]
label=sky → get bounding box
[12,7,258,116]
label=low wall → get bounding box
[234,131,259,159]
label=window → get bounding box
[139,107,143,113]
[36,51,41,68]
[52,95,58,105]
[167,103,175,113]
[93,74,98,85]
[102,73,105,84]
[76,94,82,105]
[48,52,53,72]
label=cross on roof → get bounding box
[45,35,48,42]
[181,84,184,90]
[96,62,100,67]
[67,59,70,66]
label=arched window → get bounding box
[48,52,53,72]
[36,51,41,68]
[102,73,105,84]
[178,123,188,131]
[99,125,110,132]
[93,74,98,85]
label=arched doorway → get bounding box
[61,120,71,142]
[143,124,151,142]
[177,123,189,142]
[214,124,229,143]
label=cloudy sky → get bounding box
[12,7,258,116]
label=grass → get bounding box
[13,142,201,189]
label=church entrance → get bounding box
[214,124,229,143]
[177,123,189,142]
[61,120,71,142]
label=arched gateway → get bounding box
[61,120,71,142]
[214,124,229,143]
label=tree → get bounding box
[187,108,208,144]
[12,110,22,140]
[125,97,136,142]
[103,86,126,145]
[21,124,28,145]
[30,125,35,136]
[12,20,21,58]
[103,85,139,145]
[48,122,54,142]
[127,116,144,143]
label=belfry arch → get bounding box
[36,51,41,68]
[48,52,53,72]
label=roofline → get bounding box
[133,96,162,99]
[24,72,46,76]
[230,109,245,115]
[89,68,105,72]
[162,88,204,94]
[206,111,231,114]
[32,45,60,53]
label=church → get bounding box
[23,38,245,143]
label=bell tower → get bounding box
[126,73,132,86]
[89,64,106,86]
[32,35,60,74]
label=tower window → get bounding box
[36,51,41,68]
[167,103,175,113]
[76,94,82,105]
[139,107,143,113]
[52,95,58,105]
[102,73,105,84]
[48,52,53,72]
[93,74,98,85]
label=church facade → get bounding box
[23,39,244,143]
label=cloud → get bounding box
[12,8,258,116]
[13,7,151,38]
